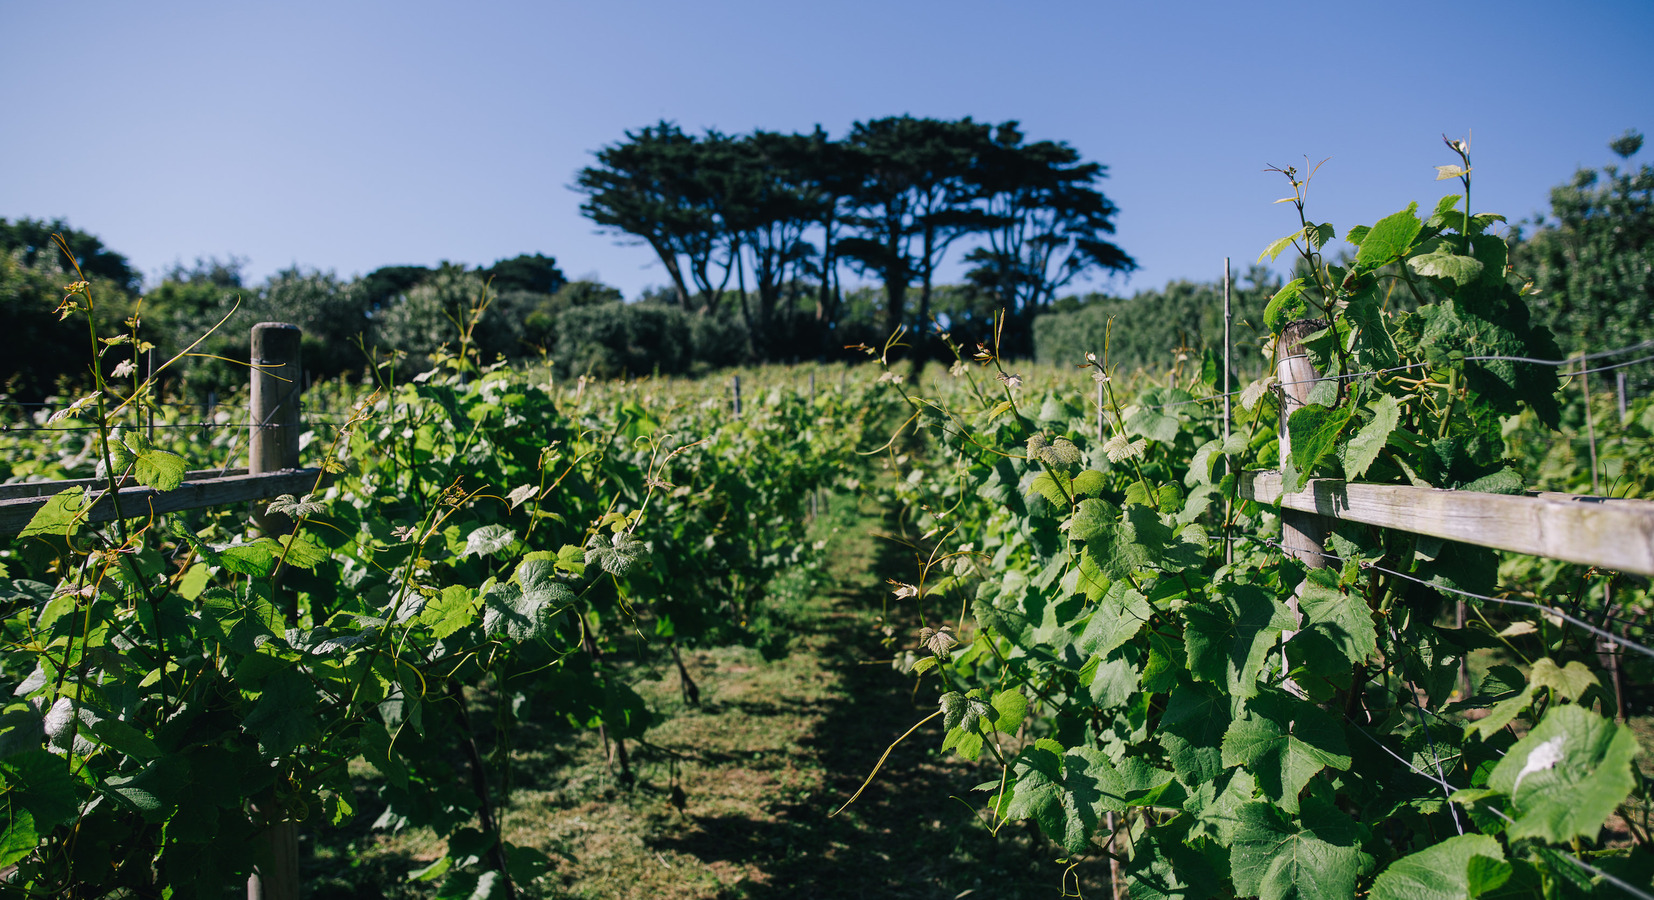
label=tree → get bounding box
[482,253,567,296]
[359,264,433,312]
[839,116,991,339]
[576,122,738,313]
[522,279,624,352]
[964,124,1135,330]
[260,267,373,378]
[0,217,140,293]
[724,131,823,357]
[1512,129,1654,371]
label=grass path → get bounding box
[307,494,1106,898]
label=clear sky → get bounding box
[3,1,1650,299]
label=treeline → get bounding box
[3,128,1648,400]
[575,116,1136,359]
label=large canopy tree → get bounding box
[963,123,1136,322]
[1513,129,1653,373]
[575,122,745,314]
[838,116,991,337]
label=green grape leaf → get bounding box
[178,563,210,600]
[104,757,188,820]
[1127,406,1180,444]
[1002,740,1123,854]
[264,493,326,518]
[1126,813,1226,900]
[1076,582,1151,658]
[1286,404,1352,490]
[80,706,162,760]
[1355,203,1422,270]
[463,524,517,559]
[1086,645,1141,709]
[201,587,284,652]
[585,531,642,576]
[483,565,572,643]
[990,690,1028,734]
[1296,575,1377,666]
[1408,250,1485,287]
[1070,469,1107,499]
[360,721,409,790]
[1259,231,1302,264]
[217,539,282,577]
[1159,681,1232,786]
[1185,583,1294,699]
[19,487,86,538]
[277,531,329,570]
[1370,833,1509,900]
[1459,467,1523,495]
[1339,394,1400,480]
[1264,279,1309,332]
[0,749,81,829]
[0,807,36,869]
[1222,689,1351,812]
[506,484,539,510]
[1027,472,1070,507]
[1230,798,1371,900]
[133,447,187,492]
[243,668,320,757]
[1527,657,1599,703]
[420,585,480,639]
[1485,704,1639,843]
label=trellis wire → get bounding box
[1253,537,1654,661]
[1134,336,1654,412]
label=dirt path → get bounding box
[305,495,1107,899]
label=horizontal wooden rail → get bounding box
[0,469,250,502]
[0,469,321,535]
[1240,471,1654,577]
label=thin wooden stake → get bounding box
[1222,258,1233,446]
[1096,369,1106,443]
[1580,352,1601,494]
[732,375,742,417]
[1107,811,1122,900]
[1618,370,1629,424]
[1223,258,1233,565]
[146,348,156,443]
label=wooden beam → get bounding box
[0,469,321,535]
[0,469,249,502]
[1240,471,1654,577]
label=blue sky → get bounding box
[3,1,1650,299]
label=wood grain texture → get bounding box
[0,469,321,534]
[0,469,249,501]
[1240,471,1654,576]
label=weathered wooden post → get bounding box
[250,323,303,475]
[1276,320,1332,571]
[1276,321,1332,694]
[732,374,742,418]
[247,322,301,900]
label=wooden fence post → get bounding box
[250,323,303,475]
[247,323,302,900]
[1276,321,1332,693]
[1275,320,1333,571]
[732,375,742,417]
